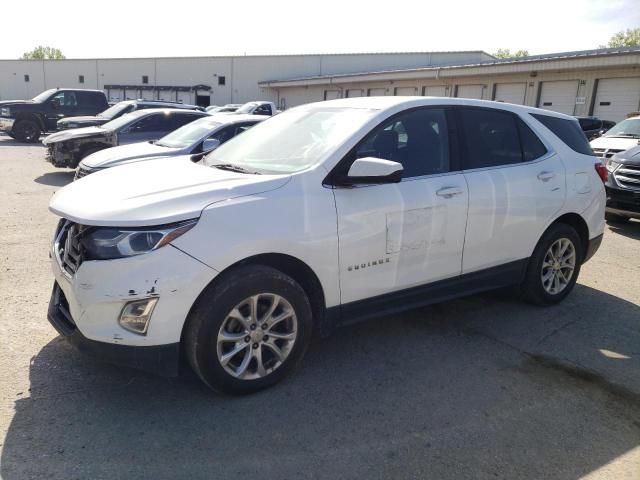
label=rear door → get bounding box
[333,107,469,304]
[458,107,566,273]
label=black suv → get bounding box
[0,89,108,142]
[576,116,616,141]
[603,145,640,224]
[57,99,204,130]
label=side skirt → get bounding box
[325,258,529,331]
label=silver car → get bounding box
[75,114,266,179]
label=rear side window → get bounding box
[530,113,594,156]
[459,108,522,169]
[517,118,548,161]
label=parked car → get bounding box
[206,104,241,113]
[590,115,640,160]
[75,114,266,179]
[229,101,279,116]
[58,99,203,130]
[43,108,207,168]
[0,88,108,143]
[575,116,616,140]
[602,144,640,223]
[47,97,605,394]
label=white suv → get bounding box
[48,97,606,394]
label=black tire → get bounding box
[519,223,583,306]
[605,212,629,224]
[13,120,41,143]
[185,265,313,394]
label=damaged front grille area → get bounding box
[55,220,86,277]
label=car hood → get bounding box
[590,136,640,151]
[0,100,33,107]
[612,145,640,164]
[49,156,291,227]
[43,126,109,144]
[82,142,179,168]
[58,116,106,125]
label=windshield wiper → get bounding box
[211,163,261,174]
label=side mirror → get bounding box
[202,138,221,152]
[340,157,403,185]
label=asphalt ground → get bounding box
[0,135,638,479]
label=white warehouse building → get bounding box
[0,47,639,121]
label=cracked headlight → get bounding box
[81,219,197,260]
[606,160,621,173]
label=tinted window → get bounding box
[578,118,601,131]
[130,114,166,132]
[459,108,522,169]
[171,113,200,130]
[517,118,548,161]
[77,91,105,107]
[355,108,449,177]
[254,104,272,115]
[530,113,594,156]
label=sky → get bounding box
[2,0,639,59]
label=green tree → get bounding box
[21,46,66,60]
[493,49,529,59]
[605,28,640,47]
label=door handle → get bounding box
[537,171,555,182]
[436,187,463,198]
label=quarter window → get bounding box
[459,108,522,169]
[531,113,595,156]
[355,108,450,178]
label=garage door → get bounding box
[140,90,155,101]
[177,91,192,104]
[158,91,177,102]
[394,87,418,96]
[423,85,448,97]
[538,80,579,115]
[593,77,640,122]
[368,88,386,96]
[124,87,139,100]
[494,83,526,104]
[346,89,364,98]
[456,84,484,99]
[324,90,342,100]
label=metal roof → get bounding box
[258,47,640,86]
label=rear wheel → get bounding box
[605,212,630,224]
[185,265,313,394]
[13,120,41,143]
[519,223,582,306]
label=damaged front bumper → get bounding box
[45,142,74,168]
[48,235,217,376]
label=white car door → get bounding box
[457,107,566,274]
[331,107,469,306]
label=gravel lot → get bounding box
[0,135,639,479]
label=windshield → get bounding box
[100,112,140,131]
[235,103,259,114]
[204,107,379,174]
[98,103,131,119]
[155,118,222,148]
[31,89,57,103]
[604,118,640,138]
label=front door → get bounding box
[333,107,469,305]
[44,91,79,131]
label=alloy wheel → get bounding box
[541,238,576,295]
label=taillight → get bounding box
[594,163,608,183]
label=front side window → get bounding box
[254,104,272,115]
[50,91,77,108]
[354,108,450,178]
[155,117,222,148]
[460,108,523,169]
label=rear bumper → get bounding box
[605,185,640,219]
[583,234,603,264]
[47,282,180,376]
[0,117,14,132]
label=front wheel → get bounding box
[519,223,582,306]
[13,120,41,143]
[185,265,313,394]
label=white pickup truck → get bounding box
[232,101,280,116]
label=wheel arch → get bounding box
[181,253,329,346]
[546,213,590,262]
[14,112,45,132]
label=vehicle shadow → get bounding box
[0,136,44,147]
[34,171,74,187]
[607,219,640,240]
[1,285,639,479]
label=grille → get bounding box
[55,221,86,276]
[592,148,623,160]
[614,164,640,191]
[75,166,92,180]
